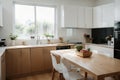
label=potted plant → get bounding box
[75,45,83,52]
[105,35,112,45]
[44,33,54,44]
[84,33,92,43]
[9,33,18,45]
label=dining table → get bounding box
[50,49,120,80]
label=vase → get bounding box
[11,40,16,46]
[107,40,111,46]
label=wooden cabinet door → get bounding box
[6,48,31,78]
[6,49,22,77]
[1,53,6,80]
[31,47,44,73]
[21,48,31,74]
[43,46,56,71]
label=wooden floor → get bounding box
[12,73,59,80]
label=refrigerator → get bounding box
[114,21,120,59]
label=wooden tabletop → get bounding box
[51,49,120,80]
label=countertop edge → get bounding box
[85,43,114,49]
[0,44,75,57]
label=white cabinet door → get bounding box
[115,0,120,21]
[61,5,78,28]
[102,3,115,27]
[0,4,3,27]
[61,5,93,28]
[93,3,115,28]
[78,7,85,28]
[93,6,102,28]
[85,7,93,28]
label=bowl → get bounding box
[76,50,92,58]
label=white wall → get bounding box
[94,0,114,6]
[0,0,94,45]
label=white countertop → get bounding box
[85,43,114,49]
[0,47,6,56]
[6,43,74,49]
[0,43,113,57]
[0,43,75,57]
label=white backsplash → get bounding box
[58,28,91,43]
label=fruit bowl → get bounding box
[76,50,92,58]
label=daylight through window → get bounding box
[15,4,56,39]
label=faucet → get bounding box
[36,36,41,45]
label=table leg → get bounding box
[83,72,88,80]
[94,76,105,80]
[85,72,87,78]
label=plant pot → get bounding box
[107,40,111,46]
[11,40,16,46]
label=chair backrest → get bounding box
[61,58,70,80]
[50,53,61,72]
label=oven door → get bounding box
[114,31,120,50]
[114,49,120,59]
[56,46,70,50]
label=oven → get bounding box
[56,45,71,50]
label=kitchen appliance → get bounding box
[0,39,6,47]
[56,45,71,50]
[56,42,82,50]
[114,21,120,59]
[69,42,82,45]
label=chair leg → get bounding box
[52,68,56,80]
[61,74,65,80]
[114,75,120,80]
[85,72,88,80]
[59,73,63,80]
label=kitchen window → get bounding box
[14,4,56,39]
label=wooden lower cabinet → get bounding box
[30,46,56,73]
[43,46,56,71]
[31,47,44,73]
[21,48,31,74]
[1,53,6,80]
[6,49,21,77]
[5,46,56,79]
[6,48,31,78]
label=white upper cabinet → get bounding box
[78,7,93,28]
[93,6,102,28]
[85,7,93,28]
[93,3,115,28]
[115,0,120,21]
[102,3,115,27]
[61,5,78,28]
[0,4,3,27]
[78,7,85,28]
[61,5,93,28]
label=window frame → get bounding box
[13,3,57,40]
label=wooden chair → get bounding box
[51,53,93,80]
[51,53,63,80]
